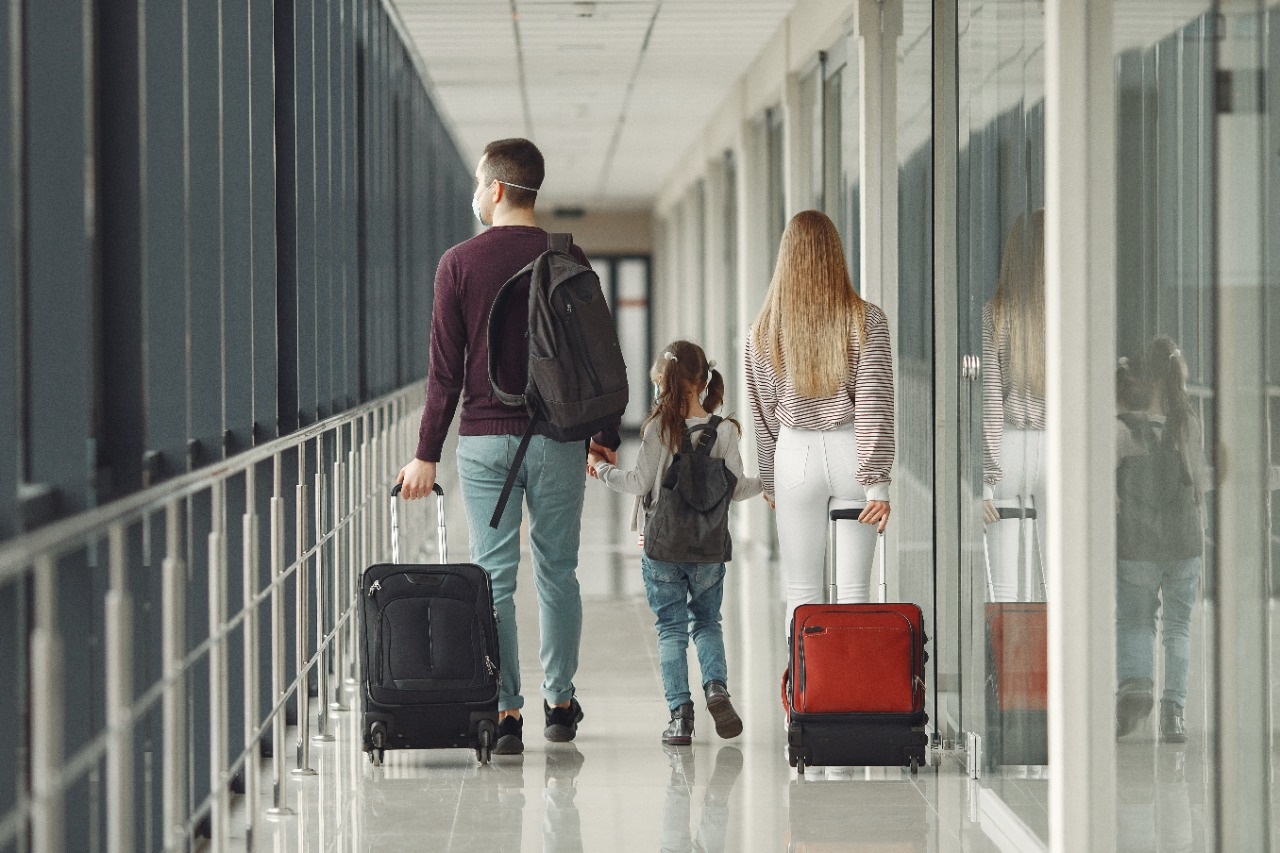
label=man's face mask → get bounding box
[471,181,491,227]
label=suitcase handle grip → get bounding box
[390,482,444,498]
[389,483,448,564]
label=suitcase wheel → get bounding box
[476,720,495,765]
[909,755,919,775]
[369,723,387,767]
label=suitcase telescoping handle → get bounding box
[827,502,887,603]
[982,495,1046,601]
[389,483,447,565]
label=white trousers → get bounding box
[774,424,879,633]
[985,427,1046,602]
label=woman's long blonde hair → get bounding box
[990,208,1046,398]
[751,210,865,398]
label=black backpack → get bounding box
[486,233,629,527]
[1115,413,1202,561]
[644,416,738,564]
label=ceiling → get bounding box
[390,0,800,211]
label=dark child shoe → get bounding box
[544,698,585,742]
[494,714,525,755]
[1116,677,1154,738]
[1160,700,1188,744]
[663,703,695,746]
[704,680,744,739]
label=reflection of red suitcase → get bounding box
[984,500,1048,766]
[782,507,929,776]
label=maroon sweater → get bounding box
[416,226,617,461]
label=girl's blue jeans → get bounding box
[1116,556,1201,706]
[641,555,729,710]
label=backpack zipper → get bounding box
[560,289,603,396]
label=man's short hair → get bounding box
[481,138,544,209]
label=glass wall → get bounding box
[1112,6,1219,850]
[955,0,1048,839]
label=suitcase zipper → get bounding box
[367,579,381,597]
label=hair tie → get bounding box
[1169,349,1181,360]
[1118,356,1129,369]
[663,351,678,362]
[706,359,717,371]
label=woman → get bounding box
[745,209,895,631]
[981,209,1048,601]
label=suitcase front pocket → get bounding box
[798,613,918,715]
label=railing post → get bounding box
[106,525,134,853]
[208,480,230,850]
[293,441,316,777]
[266,455,294,817]
[242,467,260,847]
[312,458,334,743]
[162,500,188,845]
[31,553,64,853]
[330,434,352,711]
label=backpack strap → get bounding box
[486,258,539,409]
[682,415,722,455]
[489,420,538,529]
[548,232,573,254]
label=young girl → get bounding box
[1114,337,1208,742]
[588,340,763,745]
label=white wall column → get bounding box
[1045,2,1117,851]
[1212,2,1271,849]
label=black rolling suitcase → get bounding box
[782,505,929,777]
[359,483,500,765]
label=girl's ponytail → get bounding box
[703,367,725,414]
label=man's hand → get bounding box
[397,459,437,500]
[858,500,891,533]
[589,441,617,466]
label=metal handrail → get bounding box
[0,381,427,853]
[0,383,417,584]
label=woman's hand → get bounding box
[983,500,1000,524]
[859,500,891,533]
[763,493,775,509]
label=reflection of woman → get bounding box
[745,210,895,630]
[982,209,1047,601]
[1114,338,1207,743]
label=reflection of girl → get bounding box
[745,210,895,630]
[1114,337,1208,743]
[982,209,1047,601]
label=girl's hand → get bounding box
[859,500,891,533]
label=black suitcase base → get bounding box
[363,702,498,766]
[786,711,929,775]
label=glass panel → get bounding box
[1267,4,1280,844]
[896,0,936,740]
[1113,4,1217,851]
[957,0,1047,839]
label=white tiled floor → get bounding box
[229,468,1218,852]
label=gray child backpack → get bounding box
[644,416,738,564]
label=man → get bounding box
[398,138,618,755]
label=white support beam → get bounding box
[1212,2,1271,849]
[1045,2,1117,851]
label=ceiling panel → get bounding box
[393,0,798,210]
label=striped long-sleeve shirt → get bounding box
[981,302,1047,497]
[745,303,895,500]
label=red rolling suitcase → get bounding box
[983,498,1048,766]
[782,506,929,776]
[359,484,500,766]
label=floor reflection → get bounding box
[661,746,742,853]
[785,768,930,851]
[1117,744,1207,852]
